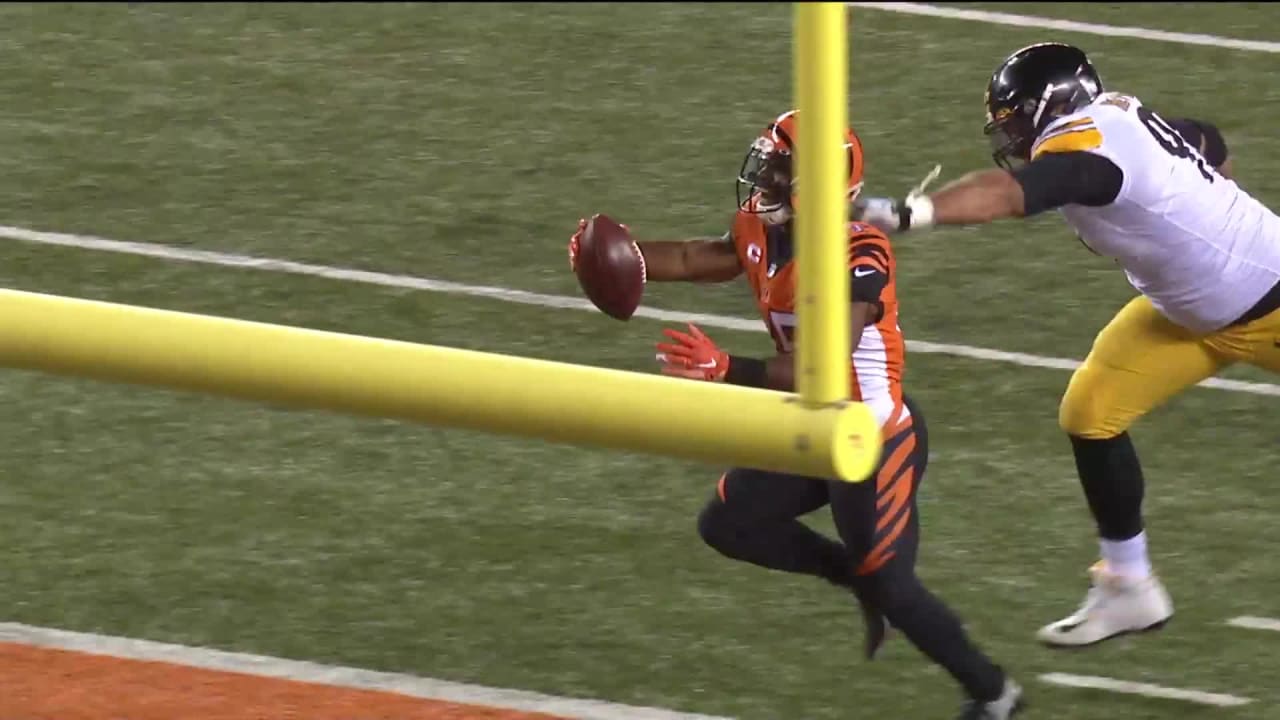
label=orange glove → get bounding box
[655,323,730,382]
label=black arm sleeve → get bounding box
[1167,117,1228,167]
[848,238,889,323]
[1011,151,1125,215]
[850,267,888,305]
[724,355,768,388]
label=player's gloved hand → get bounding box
[568,218,586,271]
[851,197,911,233]
[568,216,632,272]
[655,323,729,382]
[850,164,943,234]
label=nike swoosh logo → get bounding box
[853,267,877,278]
[656,353,717,370]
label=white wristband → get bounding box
[905,194,935,229]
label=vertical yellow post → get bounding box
[793,1,850,407]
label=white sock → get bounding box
[1100,532,1152,579]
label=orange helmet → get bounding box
[735,109,865,225]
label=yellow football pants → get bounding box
[1059,295,1280,439]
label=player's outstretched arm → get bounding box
[921,169,1027,225]
[568,218,742,284]
[635,238,744,283]
[853,152,1123,233]
[852,168,1026,231]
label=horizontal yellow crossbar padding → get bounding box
[0,288,882,482]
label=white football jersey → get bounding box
[1031,92,1280,333]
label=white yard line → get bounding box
[1227,616,1280,633]
[3,223,1278,398]
[0,621,1262,716]
[1039,673,1253,707]
[0,622,732,720]
[849,3,1280,53]
[0,9,1274,719]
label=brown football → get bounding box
[575,213,646,320]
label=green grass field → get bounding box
[0,3,1277,719]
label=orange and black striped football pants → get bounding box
[698,395,926,581]
[697,394,1008,702]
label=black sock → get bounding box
[857,572,1006,701]
[1069,432,1145,540]
[698,503,854,586]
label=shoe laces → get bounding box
[1070,562,1137,618]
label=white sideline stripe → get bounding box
[2,223,1278,398]
[1039,673,1253,707]
[1227,616,1280,633]
[849,2,1280,54]
[0,622,732,720]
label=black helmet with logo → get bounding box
[984,43,1103,169]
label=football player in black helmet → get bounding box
[982,43,1103,171]
[855,41,1229,230]
[853,39,1280,662]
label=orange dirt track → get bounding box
[0,642,570,720]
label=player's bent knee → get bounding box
[696,498,735,552]
[853,563,919,611]
[1058,366,1131,439]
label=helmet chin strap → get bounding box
[761,206,792,225]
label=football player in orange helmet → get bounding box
[569,111,1022,719]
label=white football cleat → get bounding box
[1036,561,1173,647]
[957,678,1025,719]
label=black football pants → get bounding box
[696,394,1007,702]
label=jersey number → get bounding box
[769,311,797,353]
[1137,107,1214,182]
[768,310,901,355]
